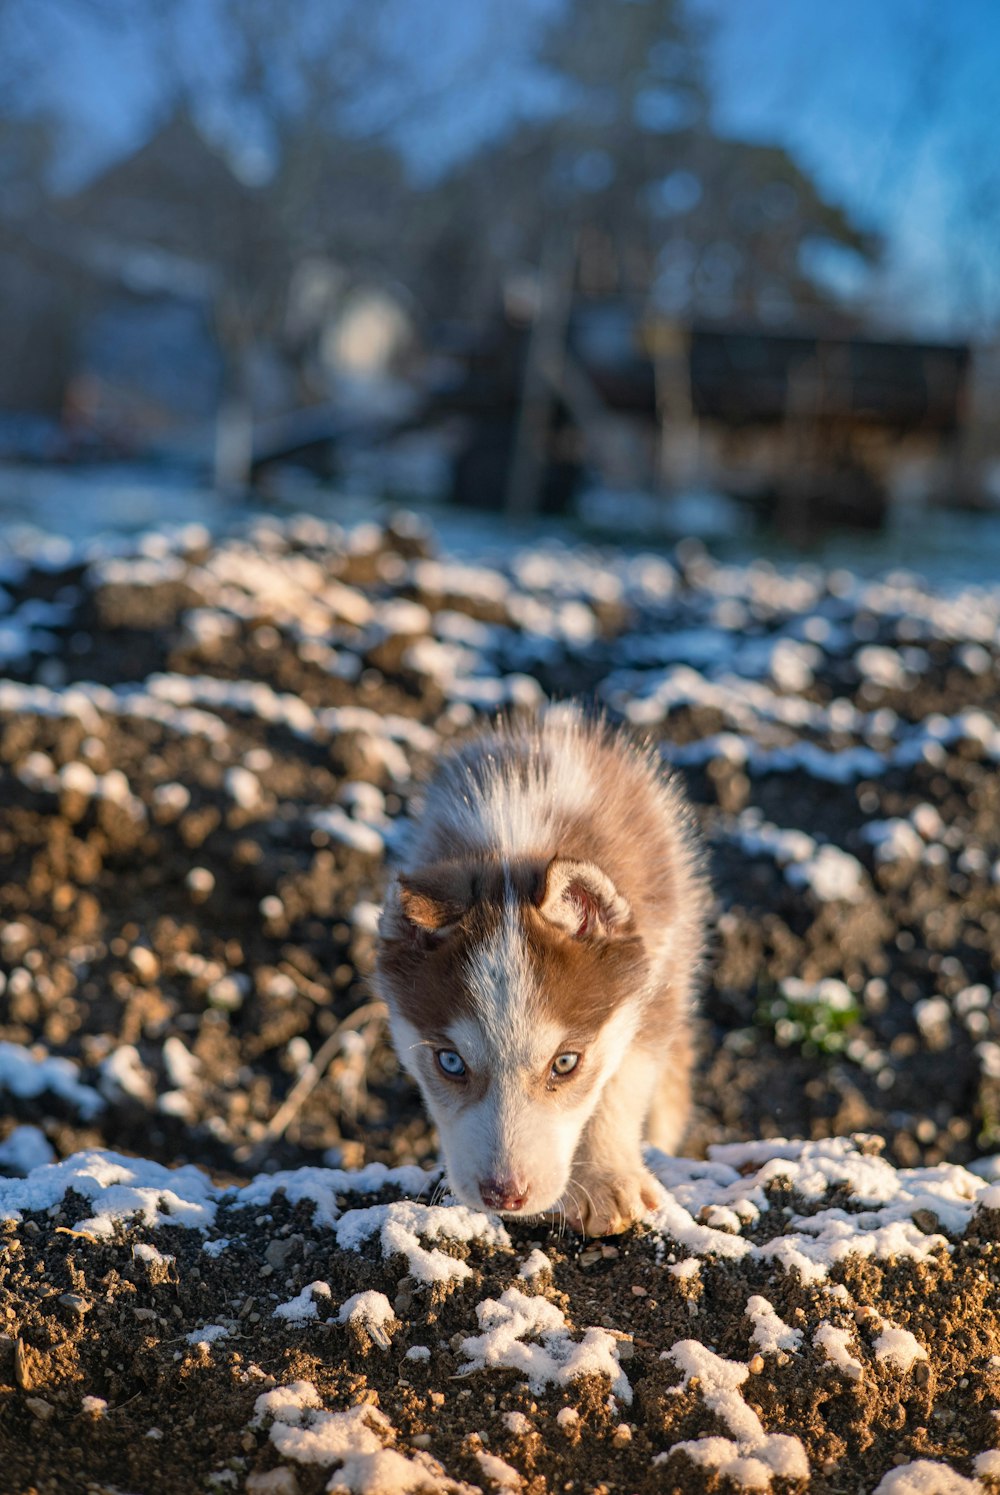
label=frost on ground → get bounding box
[5,513,1000,1488]
[0,1136,1000,1491]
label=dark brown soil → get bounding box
[2,514,1000,1491]
[2,1151,999,1494]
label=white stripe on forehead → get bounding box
[421,716,596,857]
[462,867,538,1048]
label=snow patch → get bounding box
[0,1125,55,1175]
[254,1386,455,1493]
[0,1041,104,1119]
[274,1281,332,1324]
[813,1322,863,1380]
[664,1339,809,1487]
[458,1287,632,1405]
[873,1461,980,1494]
[745,1296,802,1356]
[338,1290,396,1348]
[335,1199,510,1284]
[873,1323,928,1373]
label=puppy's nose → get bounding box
[479,1177,528,1212]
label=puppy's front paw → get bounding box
[561,1167,665,1237]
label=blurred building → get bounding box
[0,111,418,464]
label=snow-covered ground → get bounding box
[3,506,1000,1488]
[1,1135,999,1492]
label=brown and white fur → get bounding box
[375,706,707,1236]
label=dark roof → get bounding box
[57,109,254,262]
[689,326,970,432]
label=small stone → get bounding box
[26,1396,53,1421]
[246,1470,300,1495]
[579,1248,602,1267]
[186,867,215,902]
[129,947,160,984]
[133,1307,157,1322]
[630,1285,647,1297]
[748,1354,765,1375]
[411,1433,432,1450]
[911,1209,940,1235]
[264,1238,294,1269]
[59,1293,91,1314]
[611,1425,632,1446]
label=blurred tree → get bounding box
[541,0,709,294]
[416,0,877,327]
[47,0,417,481]
[0,106,84,414]
[168,0,415,482]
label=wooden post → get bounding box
[650,318,696,494]
[503,226,576,519]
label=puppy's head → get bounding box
[375,855,648,1217]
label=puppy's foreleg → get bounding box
[645,1022,692,1154]
[560,1045,666,1237]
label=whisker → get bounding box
[565,1179,598,1238]
[559,1185,577,1240]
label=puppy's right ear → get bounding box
[536,856,633,939]
[389,862,473,938]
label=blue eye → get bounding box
[436,1049,467,1078]
[551,1052,580,1078]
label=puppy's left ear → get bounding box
[536,857,633,939]
[387,861,473,939]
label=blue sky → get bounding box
[15,0,1000,335]
[698,0,1000,331]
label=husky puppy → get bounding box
[375,708,707,1235]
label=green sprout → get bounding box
[977,1081,1000,1150]
[756,976,861,1057]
